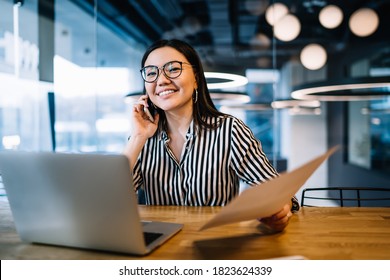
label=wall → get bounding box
[328,102,390,188]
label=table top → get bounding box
[1,196,390,260]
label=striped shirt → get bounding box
[133,115,278,206]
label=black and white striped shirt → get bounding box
[133,115,278,206]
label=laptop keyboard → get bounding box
[143,232,163,245]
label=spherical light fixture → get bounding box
[319,5,343,29]
[274,14,301,41]
[300,44,327,70]
[249,33,271,48]
[349,8,379,37]
[265,3,288,26]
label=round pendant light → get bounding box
[349,8,379,37]
[265,2,288,26]
[319,5,343,29]
[274,14,301,41]
[300,43,327,70]
[300,44,327,70]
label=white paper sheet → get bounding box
[199,146,339,231]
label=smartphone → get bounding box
[143,107,154,122]
[143,97,155,122]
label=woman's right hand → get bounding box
[124,95,160,171]
[131,95,159,140]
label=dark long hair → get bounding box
[141,39,226,132]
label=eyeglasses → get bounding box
[140,60,193,83]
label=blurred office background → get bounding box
[0,0,389,198]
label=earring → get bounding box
[193,89,198,103]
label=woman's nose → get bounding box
[156,71,171,85]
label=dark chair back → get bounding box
[301,187,390,207]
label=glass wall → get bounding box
[0,0,52,151]
[346,48,390,174]
[0,0,144,154]
[53,0,144,153]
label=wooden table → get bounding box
[1,196,390,260]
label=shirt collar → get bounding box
[159,119,198,141]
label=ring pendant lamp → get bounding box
[291,77,390,101]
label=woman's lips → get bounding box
[157,89,175,97]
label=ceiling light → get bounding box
[289,107,322,115]
[181,16,202,35]
[291,77,390,101]
[300,44,327,70]
[271,99,320,109]
[271,99,321,115]
[205,72,248,89]
[349,8,379,37]
[255,58,272,68]
[245,0,268,16]
[265,3,288,26]
[371,118,381,125]
[361,107,390,115]
[249,33,271,48]
[220,103,272,111]
[210,91,251,105]
[274,14,301,42]
[319,5,343,29]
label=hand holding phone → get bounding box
[135,95,155,122]
[143,107,155,122]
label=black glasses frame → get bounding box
[140,60,193,83]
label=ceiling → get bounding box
[68,0,389,74]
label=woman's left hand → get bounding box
[258,203,293,232]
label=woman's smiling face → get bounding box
[143,46,197,113]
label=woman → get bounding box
[124,39,299,232]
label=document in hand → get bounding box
[200,146,339,231]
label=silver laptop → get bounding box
[0,151,183,255]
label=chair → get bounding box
[301,187,390,207]
[137,188,146,205]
